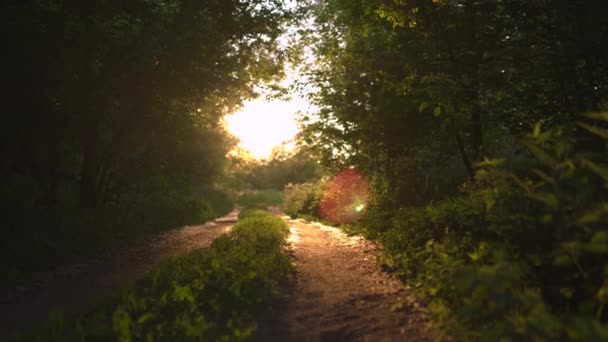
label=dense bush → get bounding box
[21,210,293,341]
[370,120,608,340]
[281,181,325,219]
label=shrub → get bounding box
[371,116,608,340]
[238,208,270,220]
[282,181,325,219]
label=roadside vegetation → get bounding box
[20,209,293,341]
[238,189,284,209]
[290,0,608,340]
[288,122,608,340]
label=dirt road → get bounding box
[258,216,437,341]
[0,209,239,340]
[3,209,436,341]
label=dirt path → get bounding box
[258,216,436,341]
[0,209,240,340]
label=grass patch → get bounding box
[238,208,271,220]
[20,210,292,341]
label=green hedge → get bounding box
[281,182,324,219]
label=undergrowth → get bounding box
[237,189,283,208]
[19,209,293,341]
[286,117,608,341]
[1,188,233,286]
[378,121,608,340]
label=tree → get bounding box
[299,0,608,206]
[2,0,293,207]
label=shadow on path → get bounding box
[0,208,239,340]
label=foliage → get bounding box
[1,0,291,281]
[369,121,608,340]
[282,181,325,219]
[3,0,292,207]
[237,189,284,209]
[300,0,608,207]
[227,146,323,191]
[21,210,293,341]
[298,1,608,338]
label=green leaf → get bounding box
[577,203,608,225]
[529,192,559,209]
[579,157,608,181]
[474,158,505,168]
[433,105,442,117]
[532,169,555,183]
[419,102,430,112]
[533,122,542,138]
[584,112,608,122]
[137,313,154,324]
[553,254,571,266]
[577,121,608,139]
[523,142,557,166]
[585,232,608,254]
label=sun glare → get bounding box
[225,97,306,159]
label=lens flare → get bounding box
[319,168,369,224]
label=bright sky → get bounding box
[225,96,308,159]
[225,13,315,160]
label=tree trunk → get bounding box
[80,118,101,207]
[456,134,475,182]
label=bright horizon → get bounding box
[225,96,307,159]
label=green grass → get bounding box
[20,210,293,341]
[238,208,270,220]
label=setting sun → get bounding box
[225,97,306,159]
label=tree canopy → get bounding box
[300,0,608,205]
[2,0,292,208]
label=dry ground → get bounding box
[257,214,437,341]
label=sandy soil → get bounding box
[257,216,437,341]
[0,209,239,340]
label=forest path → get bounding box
[258,214,436,341]
[0,209,240,340]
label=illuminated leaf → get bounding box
[584,112,608,122]
[434,105,442,117]
[533,122,542,138]
[579,157,608,181]
[419,102,430,112]
[577,121,608,139]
